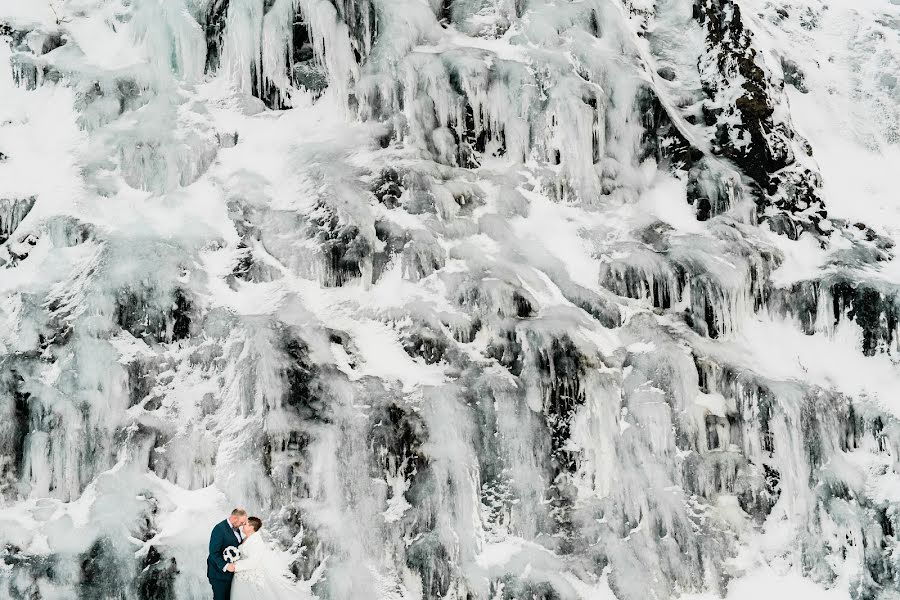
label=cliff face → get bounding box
[1,1,899,599]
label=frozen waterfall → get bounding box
[1,0,900,599]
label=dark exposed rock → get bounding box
[401,327,449,365]
[406,533,452,599]
[115,287,193,344]
[768,277,900,356]
[780,56,808,93]
[1,544,58,599]
[368,402,428,485]
[265,11,327,107]
[530,335,589,475]
[1,197,37,244]
[373,218,445,284]
[438,0,453,28]
[457,103,489,168]
[310,203,372,287]
[229,239,281,283]
[41,216,96,248]
[490,575,562,600]
[2,23,66,91]
[231,240,255,280]
[512,292,534,318]
[332,0,378,60]
[657,66,677,81]
[566,290,623,330]
[263,333,333,506]
[126,359,157,408]
[832,281,898,357]
[685,352,897,565]
[279,333,326,422]
[204,2,327,109]
[291,60,329,99]
[635,84,703,170]
[685,158,738,221]
[456,278,537,320]
[371,167,405,208]
[217,131,239,148]
[79,538,128,600]
[0,361,30,495]
[444,68,509,166]
[485,328,524,376]
[135,546,178,600]
[372,219,405,281]
[599,249,685,310]
[266,506,326,581]
[693,0,827,235]
[203,0,229,74]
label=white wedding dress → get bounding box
[231,533,313,600]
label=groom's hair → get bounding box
[231,508,247,517]
[247,517,262,531]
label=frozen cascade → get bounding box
[1,1,900,600]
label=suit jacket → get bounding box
[207,519,242,581]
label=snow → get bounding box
[1,0,900,599]
[748,0,900,233]
[682,568,849,600]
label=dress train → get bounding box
[230,533,314,600]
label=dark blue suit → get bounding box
[207,520,241,600]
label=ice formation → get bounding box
[1,0,899,599]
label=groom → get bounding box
[207,508,247,600]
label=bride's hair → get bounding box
[247,517,262,531]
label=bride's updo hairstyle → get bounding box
[247,517,262,531]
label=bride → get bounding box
[228,516,313,600]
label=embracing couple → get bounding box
[207,507,308,600]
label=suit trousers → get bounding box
[209,577,232,600]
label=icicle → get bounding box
[297,0,358,108]
[220,0,265,95]
[132,0,206,83]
